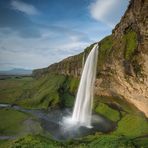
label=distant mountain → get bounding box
[0,68,32,75]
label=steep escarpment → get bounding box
[33,0,148,116]
[96,0,148,117]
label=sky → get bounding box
[0,0,129,70]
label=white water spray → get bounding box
[71,44,98,127]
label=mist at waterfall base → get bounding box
[43,44,116,141]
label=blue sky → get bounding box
[0,0,129,70]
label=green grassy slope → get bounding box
[0,77,33,104]
[0,75,79,109]
[17,74,66,109]
[0,109,29,136]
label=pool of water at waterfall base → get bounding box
[0,104,116,141]
[39,108,116,141]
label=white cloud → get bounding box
[0,28,90,70]
[89,0,129,28]
[11,0,39,15]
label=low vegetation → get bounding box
[95,103,120,122]
[1,132,147,148]
[0,109,29,136]
[0,77,33,104]
[17,74,66,109]
[0,75,79,109]
[114,114,148,138]
[98,35,113,69]
[124,31,137,61]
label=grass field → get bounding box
[0,108,29,136]
[0,76,34,104]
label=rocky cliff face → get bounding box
[33,0,148,117]
[104,0,148,117]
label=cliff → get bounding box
[33,0,148,117]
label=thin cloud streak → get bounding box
[11,0,40,15]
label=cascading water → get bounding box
[71,44,98,127]
[59,44,115,139]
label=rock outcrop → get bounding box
[33,0,148,117]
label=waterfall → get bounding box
[82,51,86,70]
[72,44,98,127]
